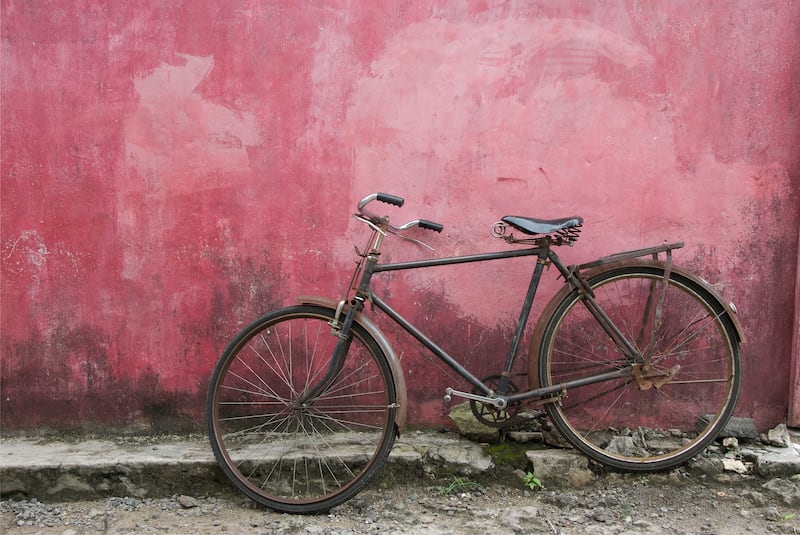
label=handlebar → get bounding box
[357,192,444,234]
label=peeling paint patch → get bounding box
[124,54,261,194]
[2,230,49,274]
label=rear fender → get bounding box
[297,296,408,432]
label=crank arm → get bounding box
[444,388,507,409]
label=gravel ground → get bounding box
[3,473,800,535]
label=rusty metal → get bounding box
[642,248,674,365]
[494,225,583,247]
[577,242,684,270]
[632,363,681,390]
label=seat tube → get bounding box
[498,248,548,391]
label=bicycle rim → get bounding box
[538,264,740,471]
[207,305,397,513]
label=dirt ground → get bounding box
[3,471,799,535]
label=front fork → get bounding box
[294,296,364,407]
[295,230,384,407]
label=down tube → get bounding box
[368,293,491,395]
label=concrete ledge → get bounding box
[0,437,224,501]
[2,432,799,503]
[0,433,494,502]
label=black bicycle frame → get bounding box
[355,245,638,405]
[373,247,545,397]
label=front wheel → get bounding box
[207,305,398,513]
[536,263,741,471]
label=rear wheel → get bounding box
[207,305,398,513]
[537,263,740,471]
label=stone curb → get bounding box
[1,431,799,503]
[0,432,494,502]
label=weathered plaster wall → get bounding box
[2,1,799,432]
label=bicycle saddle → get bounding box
[501,215,583,236]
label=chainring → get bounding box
[470,375,523,428]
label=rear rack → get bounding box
[577,242,684,270]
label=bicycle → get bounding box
[207,192,743,514]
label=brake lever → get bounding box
[353,214,388,236]
[387,227,435,251]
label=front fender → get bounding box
[297,296,408,432]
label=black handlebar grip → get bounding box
[376,193,405,207]
[419,219,444,233]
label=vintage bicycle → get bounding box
[207,192,743,513]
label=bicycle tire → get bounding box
[535,262,741,471]
[207,305,398,513]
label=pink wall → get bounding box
[2,1,799,432]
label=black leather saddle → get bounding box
[501,215,583,236]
